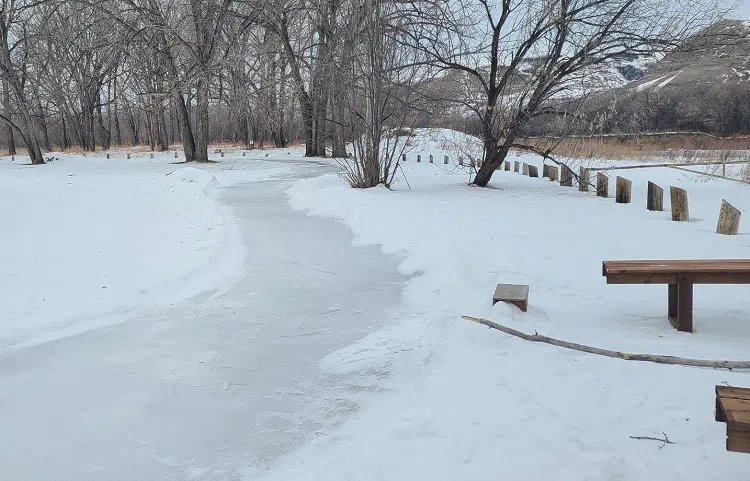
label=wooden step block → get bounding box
[492,284,529,312]
[716,385,750,454]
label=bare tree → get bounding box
[402,0,722,186]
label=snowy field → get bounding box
[1,131,750,479]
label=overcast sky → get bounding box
[728,0,750,18]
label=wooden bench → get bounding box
[602,259,750,333]
[715,385,750,454]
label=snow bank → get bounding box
[277,140,750,479]
[0,157,245,350]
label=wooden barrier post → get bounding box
[522,163,529,175]
[528,165,539,178]
[444,155,449,165]
[514,161,520,172]
[716,200,741,235]
[542,164,550,178]
[670,186,689,221]
[579,167,590,192]
[429,154,433,163]
[596,173,609,197]
[106,153,110,159]
[647,181,664,211]
[548,166,558,182]
[560,165,573,186]
[504,161,510,171]
[402,153,407,162]
[127,153,130,159]
[221,151,225,157]
[615,176,632,203]
[150,152,154,159]
[417,154,421,163]
[458,157,463,166]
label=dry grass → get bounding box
[522,133,750,163]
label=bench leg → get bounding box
[676,276,694,333]
[668,284,678,319]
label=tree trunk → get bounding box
[194,76,209,162]
[3,79,14,155]
[473,142,510,187]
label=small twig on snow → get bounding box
[629,432,675,449]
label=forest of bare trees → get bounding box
[0,0,724,185]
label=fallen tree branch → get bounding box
[462,315,750,370]
[629,432,675,448]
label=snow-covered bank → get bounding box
[276,148,750,479]
[0,153,288,351]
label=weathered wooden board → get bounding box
[716,385,750,454]
[514,161,520,173]
[560,165,573,187]
[528,165,539,177]
[596,173,608,198]
[616,176,632,204]
[492,284,529,312]
[522,163,529,175]
[670,186,689,221]
[647,181,664,211]
[717,200,741,235]
[579,167,590,192]
[549,166,558,182]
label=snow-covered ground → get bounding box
[2,132,749,479]
[258,134,750,480]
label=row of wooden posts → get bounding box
[414,154,452,164]
[503,160,742,236]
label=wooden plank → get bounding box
[717,200,741,235]
[504,161,511,171]
[543,164,550,178]
[492,284,529,312]
[717,386,750,400]
[528,165,539,177]
[514,161,520,173]
[560,165,573,186]
[579,167,590,192]
[616,176,632,203]
[522,163,529,175]
[676,275,693,332]
[548,166,558,182]
[647,181,664,211]
[596,173,608,197]
[726,427,750,454]
[668,284,677,318]
[670,186,689,221]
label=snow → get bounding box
[262,132,750,480]
[0,152,293,351]
[2,133,750,479]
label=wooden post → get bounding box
[127,153,130,159]
[647,181,664,211]
[542,164,550,178]
[528,165,539,177]
[150,152,154,159]
[458,157,463,166]
[106,153,110,159]
[596,173,609,198]
[417,154,421,163]
[615,176,632,203]
[670,187,689,221]
[429,154,433,163]
[560,165,573,186]
[221,151,225,157]
[504,162,510,171]
[444,155,449,164]
[522,163,529,175]
[716,200,741,235]
[514,161,519,173]
[548,166,558,182]
[578,167,590,192]
[176,152,180,158]
[403,153,407,162]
